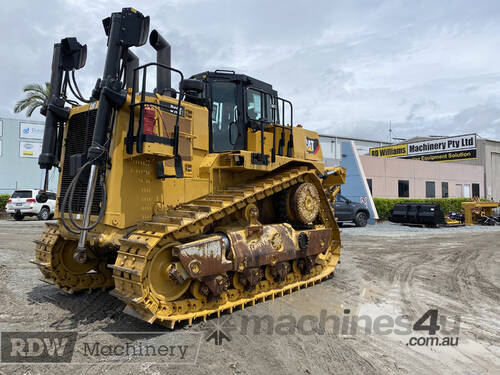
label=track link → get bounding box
[111,166,341,327]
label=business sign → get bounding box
[370,144,408,157]
[369,134,477,162]
[20,122,44,140]
[19,141,42,158]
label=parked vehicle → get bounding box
[334,194,370,227]
[4,189,56,221]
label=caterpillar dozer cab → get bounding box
[32,8,345,327]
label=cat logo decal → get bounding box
[306,137,320,154]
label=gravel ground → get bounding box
[0,219,499,374]
[340,220,500,235]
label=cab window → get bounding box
[265,93,273,121]
[247,89,262,120]
[247,89,274,122]
[211,81,239,152]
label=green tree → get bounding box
[14,82,51,117]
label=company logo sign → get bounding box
[1,331,201,364]
[19,123,44,140]
[19,141,42,158]
[1,332,77,363]
[407,134,475,156]
[370,144,408,157]
[369,134,477,162]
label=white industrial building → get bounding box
[319,134,390,166]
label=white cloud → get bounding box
[2,0,500,142]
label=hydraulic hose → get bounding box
[60,140,108,235]
[60,160,107,234]
[68,70,91,103]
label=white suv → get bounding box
[5,189,56,221]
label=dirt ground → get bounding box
[0,219,499,374]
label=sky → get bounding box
[2,0,500,142]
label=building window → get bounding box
[472,183,480,198]
[442,182,448,198]
[366,179,373,195]
[463,184,471,198]
[426,181,435,198]
[398,180,409,198]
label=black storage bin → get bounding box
[389,203,445,226]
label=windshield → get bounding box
[11,190,32,198]
[211,81,241,152]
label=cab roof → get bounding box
[190,70,277,95]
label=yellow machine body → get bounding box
[461,199,499,226]
[32,8,346,327]
[58,94,325,234]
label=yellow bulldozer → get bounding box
[32,8,345,327]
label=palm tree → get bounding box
[14,82,51,117]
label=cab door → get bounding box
[210,81,245,152]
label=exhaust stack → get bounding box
[149,29,173,96]
[125,50,139,89]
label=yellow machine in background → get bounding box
[461,198,499,225]
[32,8,345,327]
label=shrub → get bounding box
[0,194,10,212]
[373,198,471,220]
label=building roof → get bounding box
[392,135,448,145]
[0,116,44,124]
[479,137,500,144]
[392,134,500,145]
[318,134,391,144]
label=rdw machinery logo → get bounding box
[1,332,77,363]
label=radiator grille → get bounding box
[60,109,103,214]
